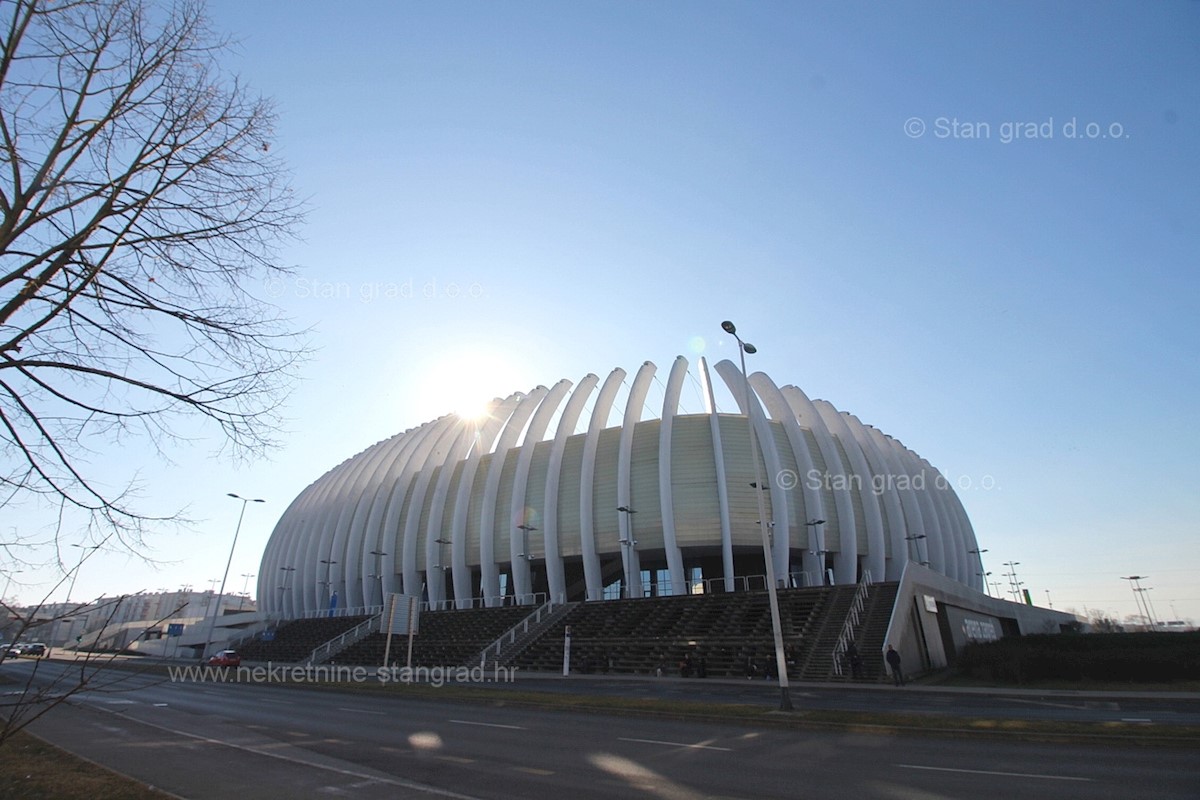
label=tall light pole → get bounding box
[968,548,988,591]
[721,319,792,712]
[1,569,21,602]
[49,544,100,656]
[238,573,255,612]
[201,493,264,660]
[1121,576,1150,628]
[369,550,387,607]
[615,507,638,598]
[320,558,338,612]
[1003,561,1022,602]
[804,520,825,587]
[905,534,927,563]
[516,524,537,603]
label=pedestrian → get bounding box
[885,644,904,686]
[844,641,864,679]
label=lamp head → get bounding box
[743,342,757,354]
[721,320,736,334]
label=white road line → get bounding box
[619,737,732,752]
[896,764,1093,782]
[1120,718,1152,723]
[1002,697,1089,711]
[75,700,486,799]
[338,707,386,715]
[258,698,294,705]
[448,719,525,730]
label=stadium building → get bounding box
[259,356,986,618]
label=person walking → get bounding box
[885,644,905,686]
[844,641,864,679]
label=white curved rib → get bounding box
[617,362,657,598]
[696,357,735,591]
[579,368,627,600]
[476,387,549,606]
[543,374,600,603]
[657,356,690,595]
[509,380,572,601]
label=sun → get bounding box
[422,345,527,424]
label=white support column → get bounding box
[696,357,736,592]
[889,437,945,573]
[579,368,627,601]
[376,417,456,604]
[449,396,517,608]
[422,420,485,607]
[338,433,416,609]
[749,377,826,584]
[657,356,689,595]
[477,387,549,606]
[543,374,600,604]
[617,362,657,598]
[778,384,858,584]
[509,380,572,602]
[840,412,909,581]
[815,401,886,582]
[865,427,927,569]
[403,421,466,608]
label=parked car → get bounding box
[21,643,46,657]
[207,650,241,667]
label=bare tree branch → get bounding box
[0,0,307,546]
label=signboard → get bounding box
[167,623,184,638]
[923,594,939,613]
[386,594,420,635]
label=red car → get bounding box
[207,650,241,666]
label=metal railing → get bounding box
[306,613,382,665]
[831,570,873,677]
[476,598,564,666]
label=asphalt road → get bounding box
[5,659,1199,800]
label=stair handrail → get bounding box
[475,596,565,666]
[831,570,873,676]
[306,613,382,665]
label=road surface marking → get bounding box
[438,756,475,765]
[513,766,554,776]
[76,701,487,799]
[259,698,294,705]
[338,707,386,715]
[448,719,525,730]
[619,737,732,752]
[1120,718,1152,723]
[1002,697,1090,711]
[153,703,168,707]
[896,764,1093,782]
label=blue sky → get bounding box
[10,1,1198,626]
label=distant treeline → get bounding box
[957,632,1200,684]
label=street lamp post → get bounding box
[804,520,825,587]
[49,544,99,655]
[615,507,638,598]
[721,319,793,712]
[1122,576,1158,630]
[200,493,264,661]
[968,548,988,591]
[1,570,22,602]
[1003,561,1022,602]
[369,550,387,607]
[238,573,255,612]
[320,559,338,611]
[516,524,537,604]
[905,534,927,563]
